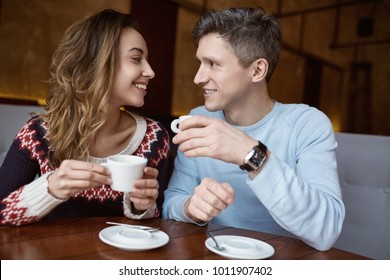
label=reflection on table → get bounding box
[0,217,369,260]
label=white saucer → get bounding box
[99,226,169,251]
[205,235,274,259]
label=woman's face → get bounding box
[111,28,155,108]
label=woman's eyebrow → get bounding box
[128,47,144,54]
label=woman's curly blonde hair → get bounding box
[41,9,139,167]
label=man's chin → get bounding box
[204,103,220,112]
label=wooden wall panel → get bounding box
[0,0,130,102]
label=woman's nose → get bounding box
[143,62,155,79]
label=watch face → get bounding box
[249,146,267,169]
[244,149,255,163]
[240,141,268,172]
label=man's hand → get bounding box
[184,178,235,222]
[172,116,257,165]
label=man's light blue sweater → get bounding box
[163,101,345,251]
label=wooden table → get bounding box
[0,217,368,260]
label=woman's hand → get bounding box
[129,166,159,212]
[47,159,112,200]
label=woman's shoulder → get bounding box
[137,116,170,159]
[18,116,48,137]
[12,116,50,158]
[122,110,168,138]
[144,117,169,136]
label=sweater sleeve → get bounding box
[0,172,65,226]
[123,192,159,219]
[162,150,200,223]
[0,119,65,226]
[248,110,345,251]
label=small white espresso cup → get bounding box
[170,115,192,133]
[101,155,147,192]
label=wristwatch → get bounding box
[239,141,268,172]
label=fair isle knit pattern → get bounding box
[0,115,170,226]
[1,188,36,225]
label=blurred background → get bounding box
[0,0,389,135]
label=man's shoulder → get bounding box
[274,102,333,137]
[276,102,334,140]
[277,102,328,122]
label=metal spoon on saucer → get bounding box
[106,221,160,232]
[208,232,225,251]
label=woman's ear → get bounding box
[251,58,268,83]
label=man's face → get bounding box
[194,33,254,113]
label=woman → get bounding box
[0,9,170,226]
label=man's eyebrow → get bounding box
[196,55,219,62]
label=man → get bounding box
[163,7,344,251]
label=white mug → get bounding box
[101,155,147,192]
[170,115,192,133]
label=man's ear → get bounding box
[251,58,268,82]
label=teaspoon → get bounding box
[106,221,160,232]
[208,232,225,251]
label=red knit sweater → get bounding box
[0,114,170,226]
